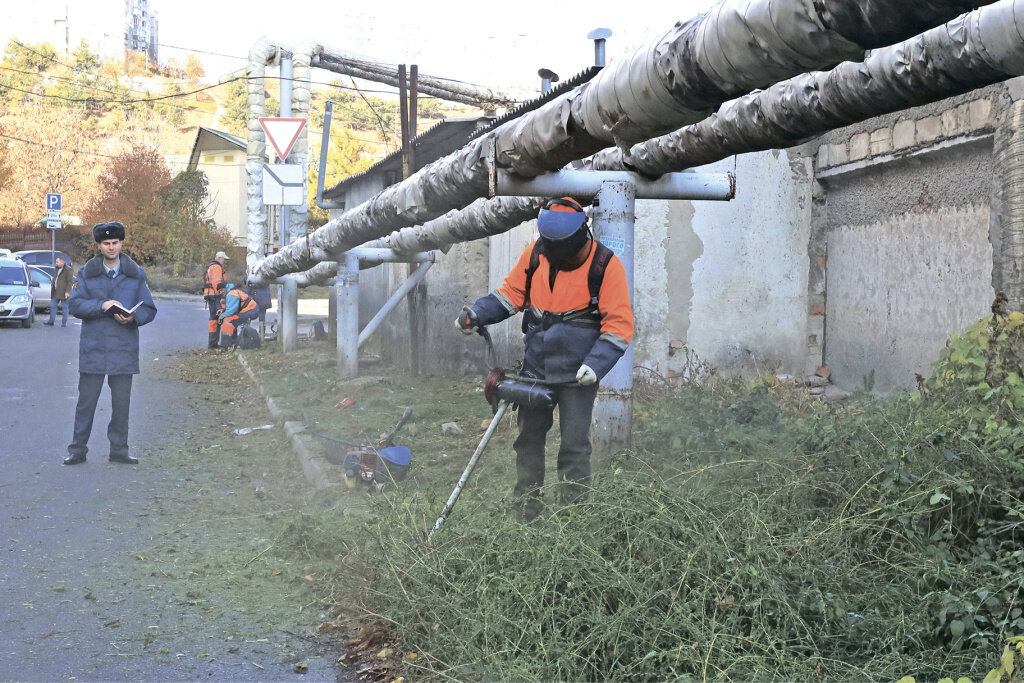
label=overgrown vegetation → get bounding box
[220,312,1024,681]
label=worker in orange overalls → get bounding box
[456,196,634,521]
[217,283,260,349]
[203,251,230,348]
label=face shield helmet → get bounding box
[537,197,590,269]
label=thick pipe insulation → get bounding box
[248,0,991,284]
[245,38,278,272]
[587,0,1024,176]
[290,44,314,244]
[284,196,549,287]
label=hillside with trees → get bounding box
[0,37,479,263]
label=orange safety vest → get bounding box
[497,240,633,345]
[225,288,259,316]
[203,261,226,297]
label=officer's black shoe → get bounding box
[109,454,139,465]
[63,454,86,465]
[43,321,54,326]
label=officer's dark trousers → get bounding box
[68,373,133,458]
[513,382,599,502]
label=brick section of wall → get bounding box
[814,94,996,173]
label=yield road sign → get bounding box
[258,117,306,161]
[46,193,62,211]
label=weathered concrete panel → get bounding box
[825,204,993,392]
[680,151,812,374]
[824,141,992,229]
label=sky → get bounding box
[2,0,719,98]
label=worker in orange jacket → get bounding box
[456,196,634,520]
[217,283,260,349]
[203,251,230,348]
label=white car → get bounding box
[0,257,36,327]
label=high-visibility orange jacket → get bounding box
[220,288,259,320]
[472,239,633,384]
[203,261,226,297]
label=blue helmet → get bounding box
[537,197,587,240]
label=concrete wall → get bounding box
[628,152,812,379]
[809,84,1004,392]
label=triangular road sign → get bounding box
[259,117,307,161]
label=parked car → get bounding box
[13,250,72,277]
[0,257,37,327]
[28,266,53,312]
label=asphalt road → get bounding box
[0,297,339,681]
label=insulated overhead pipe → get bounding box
[248,0,992,285]
[587,0,1024,177]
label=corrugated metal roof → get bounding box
[467,66,602,141]
[186,127,248,171]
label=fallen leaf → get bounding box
[293,662,308,674]
[103,619,121,628]
[377,647,393,658]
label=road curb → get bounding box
[236,353,335,490]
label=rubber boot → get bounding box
[219,330,235,350]
[208,331,219,349]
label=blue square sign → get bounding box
[46,193,62,211]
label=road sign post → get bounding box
[44,195,62,267]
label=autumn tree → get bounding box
[184,54,205,83]
[84,145,170,262]
[71,39,100,73]
[161,171,232,275]
[0,104,98,228]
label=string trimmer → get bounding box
[429,319,557,539]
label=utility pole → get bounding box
[53,4,69,57]
[399,64,426,374]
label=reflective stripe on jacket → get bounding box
[203,262,226,296]
[220,288,258,320]
[473,239,633,384]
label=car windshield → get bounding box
[0,266,27,285]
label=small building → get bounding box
[175,127,251,248]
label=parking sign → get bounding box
[46,193,62,211]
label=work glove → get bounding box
[576,364,597,386]
[455,306,481,335]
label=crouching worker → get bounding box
[455,197,633,521]
[217,283,260,349]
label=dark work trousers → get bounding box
[205,295,221,348]
[68,373,133,458]
[513,382,599,502]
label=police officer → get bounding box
[203,251,230,348]
[456,197,634,520]
[63,221,157,466]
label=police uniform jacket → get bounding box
[69,253,157,375]
[473,239,634,384]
